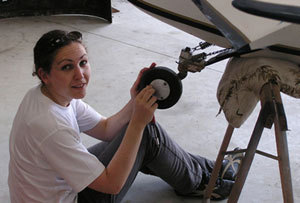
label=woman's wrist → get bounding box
[129,114,147,131]
[126,99,134,118]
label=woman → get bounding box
[8,30,240,203]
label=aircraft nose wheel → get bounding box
[137,66,183,109]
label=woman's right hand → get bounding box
[131,85,158,127]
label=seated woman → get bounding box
[8,30,241,203]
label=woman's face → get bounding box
[41,42,91,106]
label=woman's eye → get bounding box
[61,65,73,71]
[80,60,88,67]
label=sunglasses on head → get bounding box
[49,31,82,47]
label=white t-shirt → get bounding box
[8,85,105,203]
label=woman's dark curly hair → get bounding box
[33,30,83,81]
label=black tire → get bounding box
[137,66,182,109]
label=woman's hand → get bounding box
[130,63,156,99]
[131,85,158,127]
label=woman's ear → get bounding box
[37,68,49,84]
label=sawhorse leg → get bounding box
[273,84,294,203]
[227,100,270,202]
[202,125,234,203]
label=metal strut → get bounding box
[176,41,236,80]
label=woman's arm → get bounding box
[85,99,134,142]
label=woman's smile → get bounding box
[71,82,87,89]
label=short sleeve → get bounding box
[40,128,105,192]
[73,100,103,132]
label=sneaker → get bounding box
[210,178,234,200]
[174,178,234,201]
[220,147,244,180]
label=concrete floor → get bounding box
[1,0,299,202]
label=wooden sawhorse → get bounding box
[203,81,294,203]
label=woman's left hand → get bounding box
[130,63,156,99]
